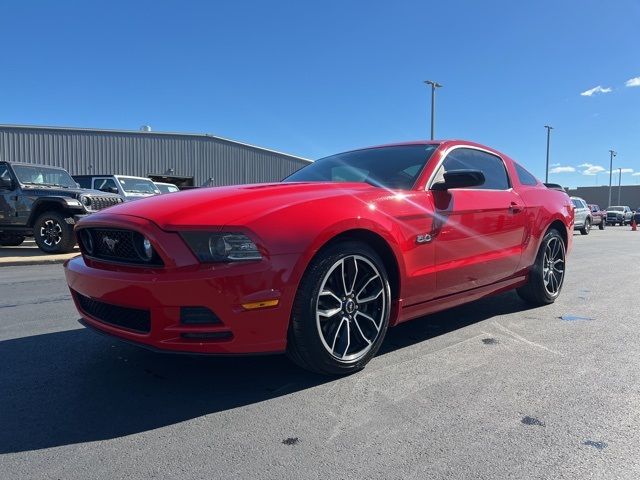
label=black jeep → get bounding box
[0,161,123,253]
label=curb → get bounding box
[0,255,79,268]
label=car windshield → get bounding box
[118,177,160,194]
[607,207,624,212]
[283,145,439,190]
[12,164,77,188]
[571,199,582,208]
[156,183,179,193]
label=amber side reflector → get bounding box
[241,299,279,310]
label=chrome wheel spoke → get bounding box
[357,288,383,304]
[318,306,342,318]
[353,317,372,345]
[355,311,380,332]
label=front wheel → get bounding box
[33,212,76,253]
[517,228,566,306]
[287,241,391,375]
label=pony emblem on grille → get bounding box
[102,236,119,252]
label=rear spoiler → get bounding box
[544,183,566,192]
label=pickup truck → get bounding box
[587,204,606,230]
[73,174,161,201]
[606,206,633,226]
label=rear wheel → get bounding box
[287,241,391,375]
[33,211,76,253]
[517,228,566,305]
[580,218,591,235]
[0,235,25,246]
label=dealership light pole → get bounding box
[608,149,616,207]
[424,80,442,140]
[618,168,622,205]
[544,125,553,183]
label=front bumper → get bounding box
[64,223,301,355]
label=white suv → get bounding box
[571,196,592,235]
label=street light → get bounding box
[424,80,443,140]
[608,149,616,207]
[618,167,622,205]
[544,125,553,183]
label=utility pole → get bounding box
[424,80,442,140]
[544,125,553,183]
[608,150,616,207]
[618,168,622,205]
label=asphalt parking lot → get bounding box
[1,227,639,479]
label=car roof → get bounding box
[1,161,67,170]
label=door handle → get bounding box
[509,202,523,214]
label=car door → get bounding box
[0,164,19,225]
[429,147,527,297]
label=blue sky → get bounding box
[1,0,639,187]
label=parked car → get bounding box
[74,175,161,201]
[154,181,179,194]
[571,196,592,235]
[0,161,122,252]
[605,206,633,226]
[65,140,573,375]
[587,204,606,230]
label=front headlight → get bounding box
[181,232,262,262]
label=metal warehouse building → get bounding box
[0,124,310,188]
[566,185,640,209]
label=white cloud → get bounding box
[549,166,576,174]
[580,85,612,96]
[625,77,640,87]
[551,163,561,167]
[605,168,634,174]
[582,165,606,175]
[632,172,640,176]
[578,163,593,168]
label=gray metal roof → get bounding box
[0,124,310,163]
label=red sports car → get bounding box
[65,140,574,374]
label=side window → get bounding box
[75,177,91,188]
[94,178,117,191]
[434,148,510,190]
[0,165,10,182]
[514,163,539,186]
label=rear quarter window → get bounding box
[514,163,539,186]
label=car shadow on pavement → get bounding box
[0,291,536,454]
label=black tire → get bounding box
[287,240,391,375]
[33,211,76,253]
[580,218,591,235]
[517,228,566,306]
[598,219,605,230]
[0,235,26,246]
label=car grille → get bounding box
[607,212,621,219]
[74,290,151,333]
[87,196,122,211]
[77,228,164,266]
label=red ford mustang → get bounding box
[65,140,574,374]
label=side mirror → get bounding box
[0,176,14,190]
[432,169,485,191]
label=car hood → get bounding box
[96,182,377,230]
[21,185,122,199]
